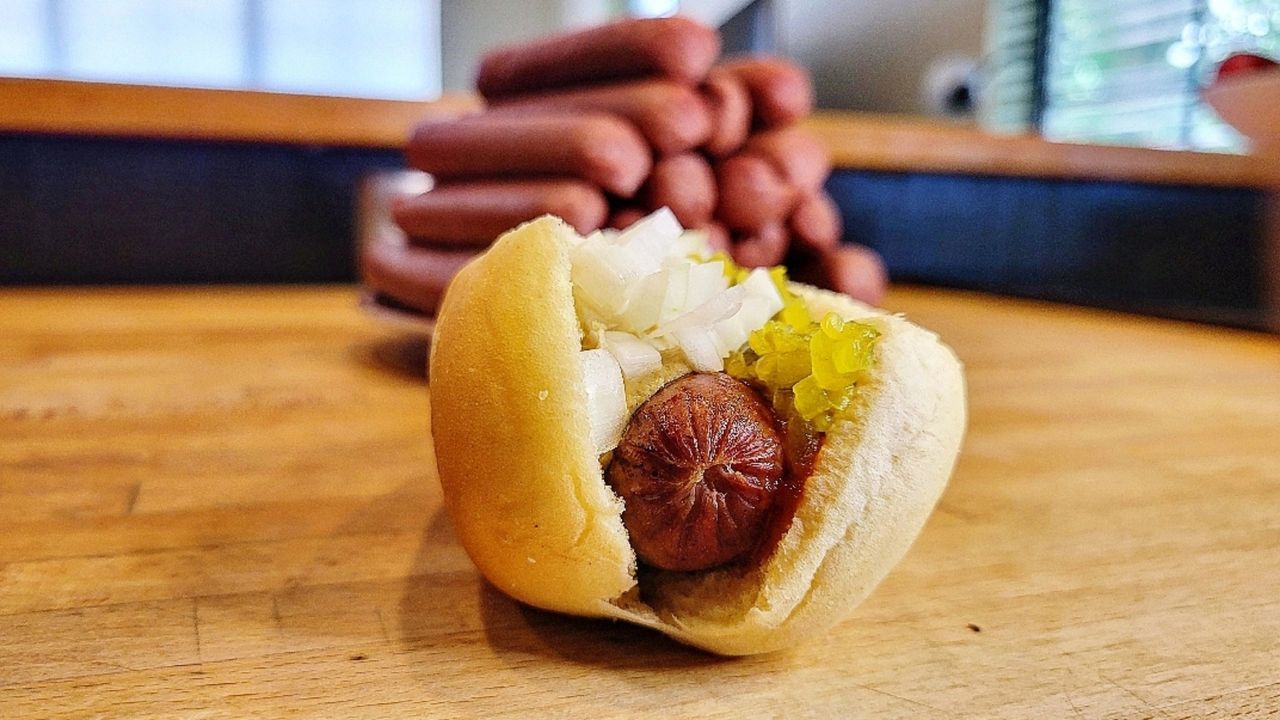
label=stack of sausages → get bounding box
[365,16,887,315]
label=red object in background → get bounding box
[1215,53,1278,83]
[1203,52,1280,154]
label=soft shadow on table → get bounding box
[351,334,430,381]
[477,586,726,670]
[397,508,726,672]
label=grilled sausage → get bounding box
[701,221,733,254]
[607,372,785,571]
[608,206,648,230]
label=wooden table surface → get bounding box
[1,286,1277,719]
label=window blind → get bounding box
[1043,0,1206,148]
[981,0,1046,132]
[984,0,1278,150]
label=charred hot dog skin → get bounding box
[607,373,786,572]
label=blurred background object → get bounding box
[984,0,1280,151]
[1,0,1277,329]
[1203,52,1280,153]
[0,0,442,98]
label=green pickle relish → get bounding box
[715,256,880,433]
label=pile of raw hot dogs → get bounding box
[363,15,888,315]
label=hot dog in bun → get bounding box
[429,210,965,655]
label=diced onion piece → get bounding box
[608,238,663,279]
[671,327,724,372]
[661,284,746,334]
[602,331,662,380]
[712,313,749,356]
[683,260,729,311]
[670,228,714,258]
[739,268,785,318]
[615,208,682,260]
[647,334,675,352]
[739,294,778,332]
[571,236,630,315]
[659,260,692,323]
[579,349,627,454]
[616,268,668,334]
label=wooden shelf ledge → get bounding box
[2,78,1277,188]
[805,111,1280,189]
[0,77,479,148]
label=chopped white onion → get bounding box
[740,268,785,315]
[602,331,661,380]
[683,260,729,311]
[579,349,627,454]
[671,326,725,372]
[571,238,628,315]
[670,228,714,258]
[571,212,788,380]
[661,284,745,334]
[615,268,668,334]
[712,312,750,356]
[615,207,681,259]
[659,260,691,323]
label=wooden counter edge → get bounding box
[0,77,479,148]
[2,78,1277,188]
[804,111,1280,189]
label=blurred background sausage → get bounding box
[819,245,889,306]
[608,206,648,230]
[360,241,479,315]
[718,56,815,128]
[392,179,608,243]
[788,192,844,254]
[642,153,717,228]
[714,154,796,232]
[702,222,733,255]
[700,68,751,157]
[476,16,720,99]
[361,15,893,313]
[789,244,889,307]
[487,79,713,156]
[406,114,653,197]
[745,127,831,194]
[732,222,789,268]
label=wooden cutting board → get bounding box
[1,286,1277,718]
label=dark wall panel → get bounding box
[828,170,1266,324]
[0,134,1269,328]
[0,134,404,285]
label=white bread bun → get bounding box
[429,216,966,655]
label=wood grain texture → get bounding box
[1,286,1277,718]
